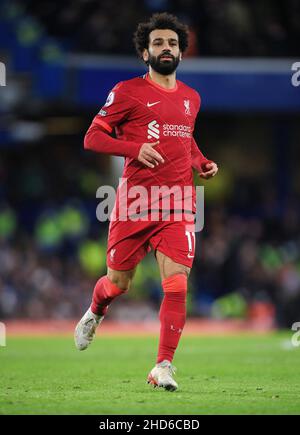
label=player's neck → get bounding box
[148,69,177,90]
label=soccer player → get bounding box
[75,12,218,391]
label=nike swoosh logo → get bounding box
[147,101,160,107]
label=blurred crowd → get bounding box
[0,143,299,327]
[21,0,300,57]
[193,204,300,328]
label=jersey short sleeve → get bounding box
[96,82,132,131]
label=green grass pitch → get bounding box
[0,333,299,415]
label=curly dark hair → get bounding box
[133,12,189,61]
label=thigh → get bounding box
[155,250,190,281]
[150,219,195,280]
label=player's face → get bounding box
[143,29,182,75]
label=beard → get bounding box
[148,52,180,75]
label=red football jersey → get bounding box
[85,73,210,220]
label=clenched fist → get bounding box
[199,161,218,179]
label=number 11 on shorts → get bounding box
[185,230,195,258]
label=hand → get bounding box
[199,161,218,179]
[138,141,164,168]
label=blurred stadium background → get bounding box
[1,0,300,332]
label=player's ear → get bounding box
[143,48,149,63]
[179,52,182,61]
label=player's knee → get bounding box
[107,269,134,291]
[180,267,190,278]
[166,266,190,280]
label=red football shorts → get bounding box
[107,213,196,270]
